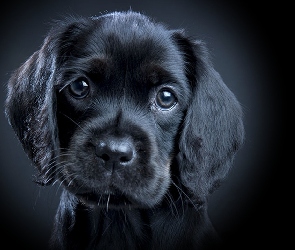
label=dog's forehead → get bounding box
[57,13,188,95]
[84,14,185,79]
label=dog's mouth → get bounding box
[76,191,140,209]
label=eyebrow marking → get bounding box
[143,63,178,87]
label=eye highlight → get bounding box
[68,78,90,99]
[155,88,177,110]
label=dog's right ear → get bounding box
[4,17,90,185]
[5,33,59,185]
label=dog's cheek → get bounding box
[155,116,182,157]
[129,166,171,207]
[152,162,171,202]
[58,136,108,191]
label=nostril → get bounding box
[95,138,135,165]
[101,153,110,162]
[96,141,109,161]
[119,150,133,163]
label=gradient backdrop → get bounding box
[0,0,283,249]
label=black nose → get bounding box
[95,137,135,166]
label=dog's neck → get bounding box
[49,190,219,250]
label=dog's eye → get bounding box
[68,78,90,99]
[155,89,177,110]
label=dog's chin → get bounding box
[75,191,153,209]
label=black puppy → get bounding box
[5,11,244,249]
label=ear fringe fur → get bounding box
[5,36,59,185]
[174,33,245,201]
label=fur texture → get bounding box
[5,11,244,249]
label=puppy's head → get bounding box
[5,11,244,208]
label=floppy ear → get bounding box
[5,17,92,185]
[5,35,59,185]
[173,31,245,202]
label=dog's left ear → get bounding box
[5,35,59,185]
[172,31,245,202]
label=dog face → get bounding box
[55,15,191,207]
[5,11,244,210]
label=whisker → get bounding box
[97,194,103,207]
[101,218,113,236]
[44,159,71,177]
[171,177,185,215]
[165,192,179,218]
[60,113,87,134]
[67,173,80,187]
[55,171,77,194]
[171,180,199,212]
[106,194,110,212]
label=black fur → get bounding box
[5,11,244,249]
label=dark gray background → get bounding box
[0,0,284,249]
